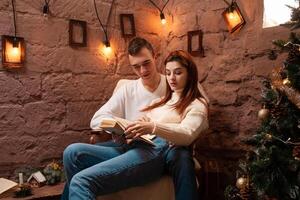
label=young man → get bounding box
[62,37,205,200]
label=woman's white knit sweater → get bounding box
[147,92,209,146]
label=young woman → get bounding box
[124,50,209,200]
[63,50,208,200]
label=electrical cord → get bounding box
[93,0,115,43]
[222,0,231,6]
[161,0,170,12]
[11,0,17,37]
[149,0,170,13]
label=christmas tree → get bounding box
[225,2,300,200]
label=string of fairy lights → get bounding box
[148,0,170,25]
[2,0,246,68]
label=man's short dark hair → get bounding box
[128,37,154,56]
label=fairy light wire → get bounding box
[148,0,170,13]
[93,0,115,45]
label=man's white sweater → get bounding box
[90,75,167,129]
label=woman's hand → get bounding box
[124,121,154,139]
[136,115,151,122]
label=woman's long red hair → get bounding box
[143,50,207,115]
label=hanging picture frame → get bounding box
[187,30,204,57]
[119,14,136,38]
[69,19,87,47]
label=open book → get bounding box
[0,178,18,197]
[99,117,156,146]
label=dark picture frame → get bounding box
[69,19,87,47]
[119,14,136,38]
[187,30,204,57]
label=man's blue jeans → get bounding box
[62,138,198,200]
[61,138,169,200]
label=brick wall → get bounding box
[0,0,293,177]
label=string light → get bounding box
[102,46,112,57]
[42,0,50,17]
[160,12,166,25]
[93,0,115,56]
[149,0,170,25]
[102,40,112,57]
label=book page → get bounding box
[137,135,156,146]
[0,178,18,194]
[114,117,131,129]
[99,117,128,135]
[100,118,117,127]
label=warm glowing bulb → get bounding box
[226,10,242,29]
[12,47,20,56]
[9,47,21,63]
[160,12,166,25]
[228,12,235,20]
[6,42,21,63]
[103,46,112,57]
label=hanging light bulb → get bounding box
[11,38,21,60]
[148,0,169,25]
[102,40,112,57]
[42,0,50,17]
[160,12,166,25]
[93,0,115,58]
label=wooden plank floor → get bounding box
[0,183,64,200]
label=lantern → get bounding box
[2,35,25,68]
[222,2,246,33]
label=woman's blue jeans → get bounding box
[61,137,169,200]
[164,146,199,200]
